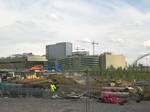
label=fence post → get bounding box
[85,69,90,112]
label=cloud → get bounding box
[0,0,150,64]
[144,40,150,48]
[109,38,125,44]
[53,0,96,14]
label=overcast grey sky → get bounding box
[0,0,150,63]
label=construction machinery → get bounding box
[28,65,44,72]
[77,40,99,55]
[75,46,85,52]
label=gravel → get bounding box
[0,97,150,112]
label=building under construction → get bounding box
[58,52,126,71]
[58,52,99,70]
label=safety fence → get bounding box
[0,70,149,112]
[0,85,49,98]
[0,71,103,112]
[0,85,99,112]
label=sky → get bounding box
[0,0,150,64]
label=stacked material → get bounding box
[100,87,129,104]
[101,87,129,98]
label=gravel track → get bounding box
[0,98,150,112]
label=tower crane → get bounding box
[75,46,85,52]
[77,40,99,55]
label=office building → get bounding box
[99,52,126,69]
[0,53,47,70]
[46,42,72,60]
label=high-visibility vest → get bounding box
[50,84,56,92]
[136,87,143,95]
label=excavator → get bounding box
[28,65,45,72]
[27,64,62,73]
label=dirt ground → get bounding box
[0,97,150,112]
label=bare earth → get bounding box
[0,98,150,112]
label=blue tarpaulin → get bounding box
[44,65,51,71]
[55,64,62,72]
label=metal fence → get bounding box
[0,70,149,112]
[0,70,102,112]
[0,86,49,98]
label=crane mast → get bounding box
[77,40,99,55]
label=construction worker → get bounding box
[136,86,144,102]
[127,85,144,102]
[49,81,57,98]
[52,79,59,91]
[110,80,116,87]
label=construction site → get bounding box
[0,42,150,112]
[0,68,150,112]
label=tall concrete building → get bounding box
[46,42,72,60]
[99,52,126,69]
